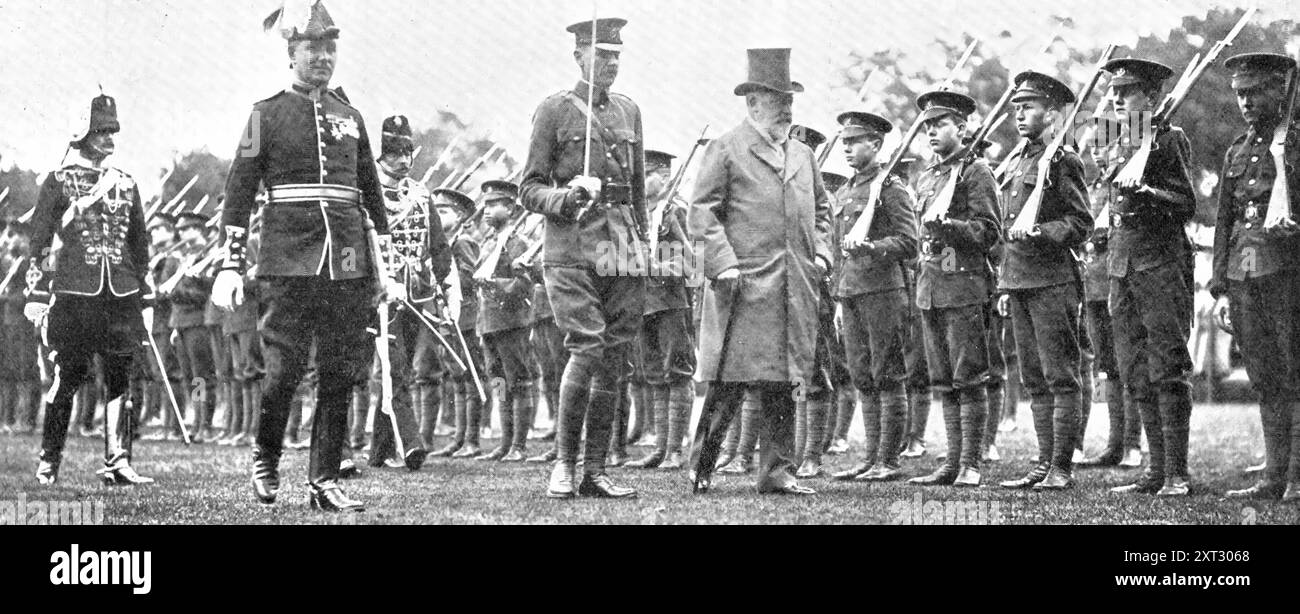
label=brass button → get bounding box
[1251,156,1259,162]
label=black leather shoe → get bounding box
[858,464,905,482]
[430,442,461,458]
[578,473,638,499]
[1225,480,1284,500]
[252,450,281,504]
[1031,467,1075,491]
[1110,473,1164,495]
[475,446,508,461]
[1282,482,1300,503]
[625,450,665,469]
[547,462,576,499]
[527,449,558,463]
[1078,447,1121,467]
[952,466,981,487]
[832,461,873,481]
[308,482,365,512]
[36,460,59,485]
[794,459,823,479]
[404,448,429,471]
[660,452,685,470]
[1000,462,1050,489]
[908,464,958,486]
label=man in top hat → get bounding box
[1075,115,1143,470]
[164,210,218,442]
[365,114,455,471]
[624,149,696,470]
[686,48,833,495]
[828,110,918,483]
[907,90,1001,488]
[24,92,154,485]
[1214,53,1300,501]
[470,180,538,463]
[519,16,646,499]
[211,0,398,512]
[429,187,487,459]
[995,71,1092,491]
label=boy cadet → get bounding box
[625,150,696,470]
[829,111,919,482]
[520,17,646,499]
[907,91,1001,488]
[26,92,154,485]
[473,180,538,463]
[1101,59,1198,496]
[1077,115,1143,469]
[1214,53,1300,501]
[996,72,1092,491]
[430,188,487,459]
[166,211,217,442]
[212,1,399,511]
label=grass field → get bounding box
[2,400,1298,525]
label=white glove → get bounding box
[567,175,603,204]
[384,278,408,304]
[212,269,246,311]
[23,301,49,327]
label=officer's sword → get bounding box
[399,297,485,403]
[141,314,192,445]
[571,3,601,223]
[367,228,407,461]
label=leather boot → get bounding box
[909,392,959,486]
[627,384,670,468]
[553,360,593,467]
[308,481,364,512]
[580,385,637,498]
[251,445,281,504]
[1229,401,1287,499]
[1157,388,1192,493]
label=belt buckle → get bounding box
[1111,213,1123,228]
[603,182,632,206]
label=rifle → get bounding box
[0,187,10,207]
[993,35,1076,186]
[440,143,500,190]
[650,126,710,253]
[842,40,979,248]
[1263,57,1299,228]
[147,175,198,221]
[420,135,464,185]
[1113,7,1257,188]
[1006,44,1118,237]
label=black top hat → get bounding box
[916,90,977,122]
[264,0,339,42]
[567,17,626,51]
[735,48,805,96]
[645,150,676,170]
[380,115,415,159]
[432,188,475,212]
[789,125,827,150]
[1011,71,1076,106]
[480,180,520,203]
[836,111,893,139]
[1224,52,1296,90]
[1103,58,1175,88]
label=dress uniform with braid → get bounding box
[1216,53,1300,502]
[25,93,154,486]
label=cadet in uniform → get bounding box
[625,149,695,470]
[221,211,264,447]
[430,188,486,459]
[471,180,538,463]
[165,211,217,442]
[907,91,1000,488]
[367,115,455,471]
[0,221,39,434]
[520,17,646,499]
[828,111,919,482]
[26,92,154,485]
[1216,53,1300,501]
[996,72,1092,491]
[1077,115,1142,469]
[212,1,396,512]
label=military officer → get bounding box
[520,17,647,499]
[907,91,1001,488]
[25,92,154,485]
[828,111,919,483]
[1215,53,1300,501]
[367,115,455,471]
[996,72,1092,491]
[625,150,696,470]
[687,48,833,496]
[211,1,397,512]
